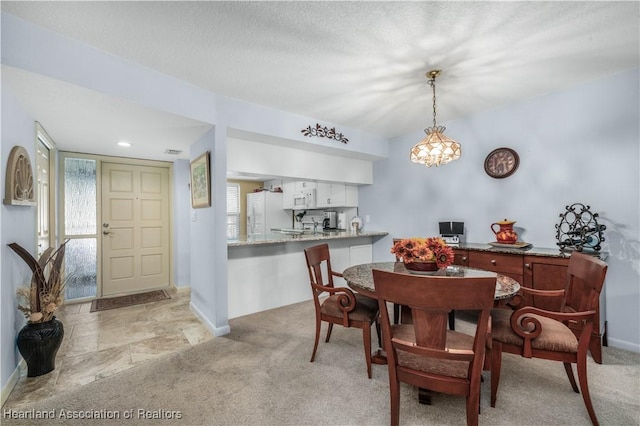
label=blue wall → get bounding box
[360,68,640,352]
[1,86,39,392]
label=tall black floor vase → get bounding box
[16,317,64,377]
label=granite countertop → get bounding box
[453,242,607,260]
[228,230,389,247]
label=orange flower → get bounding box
[391,237,455,268]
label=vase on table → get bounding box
[16,317,64,377]
[404,260,439,274]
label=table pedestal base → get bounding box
[418,388,432,405]
[371,349,387,365]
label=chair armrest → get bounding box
[312,283,357,313]
[332,270,344,278]
[510,306,597,339]
[509,306,597,357]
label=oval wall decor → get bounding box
[484,147,520,179]
[4,145,36,206]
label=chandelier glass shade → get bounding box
[410,70,461,167]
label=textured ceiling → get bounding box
[2,1,639,160]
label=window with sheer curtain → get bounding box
[227,183,240,240]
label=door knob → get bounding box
[102,230,111,235]
[103,223,110,228]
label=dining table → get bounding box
[343,261,521,302]
[342,261,521,405]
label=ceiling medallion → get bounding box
[301,123,349,144]
[410,69,461,167]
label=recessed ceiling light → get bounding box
[117,141,132,147]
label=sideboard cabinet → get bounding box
[452,243,606,364]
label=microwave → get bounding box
[293,189,316,209]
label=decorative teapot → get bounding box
[491,219,518,244]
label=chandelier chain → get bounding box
[431,75,437,128]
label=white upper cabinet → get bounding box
[316,183,358,208]
[263,179,283,192]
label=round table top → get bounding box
[342,262,520,301]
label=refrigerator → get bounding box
[247,191,291,236]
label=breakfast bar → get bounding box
[227,231,388,319]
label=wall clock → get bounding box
[484,147,519,179]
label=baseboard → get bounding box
[189,301,230,337]
[174,285,191,294]
[1,359,25,407]
[607,337,640,353]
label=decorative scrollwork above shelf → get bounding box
[301,123,349,144]
[555,203,606,252]
[3,145,36,206]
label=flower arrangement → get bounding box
[391,237,455,269]
[8,240,68,324]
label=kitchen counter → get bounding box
[227,230,388,247]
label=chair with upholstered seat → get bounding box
[304,243,380,379]
[489,251,607,425]
[373,269,496,426]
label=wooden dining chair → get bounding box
[373,269,496,426]
[489,251,607,425]
[304,243,380,379]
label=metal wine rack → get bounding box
[555,203,606,252]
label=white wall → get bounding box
[228,138,374,184]
[361,68,640,352]
[1,87,38,397]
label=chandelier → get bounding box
[410,70,461,167]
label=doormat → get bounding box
[90,289,170,313]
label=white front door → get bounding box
[101,162,170,296]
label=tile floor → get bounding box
[3,288,212,409]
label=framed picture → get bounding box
[190,151,211,208]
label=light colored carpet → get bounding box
[3,300,639,425]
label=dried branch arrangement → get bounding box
[8,240,68,323]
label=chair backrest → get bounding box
[562,251,608,314]
[304,244,336,295]
[373,269,495,363]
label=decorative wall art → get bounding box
[3,145,36,206]
[484,147,519,179]
[301,123,349,144]
[190,151,211,208]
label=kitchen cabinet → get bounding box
[453,244,605,364]
[316,183,358,208]
[262,179,282,192]
[316,183,344,208]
